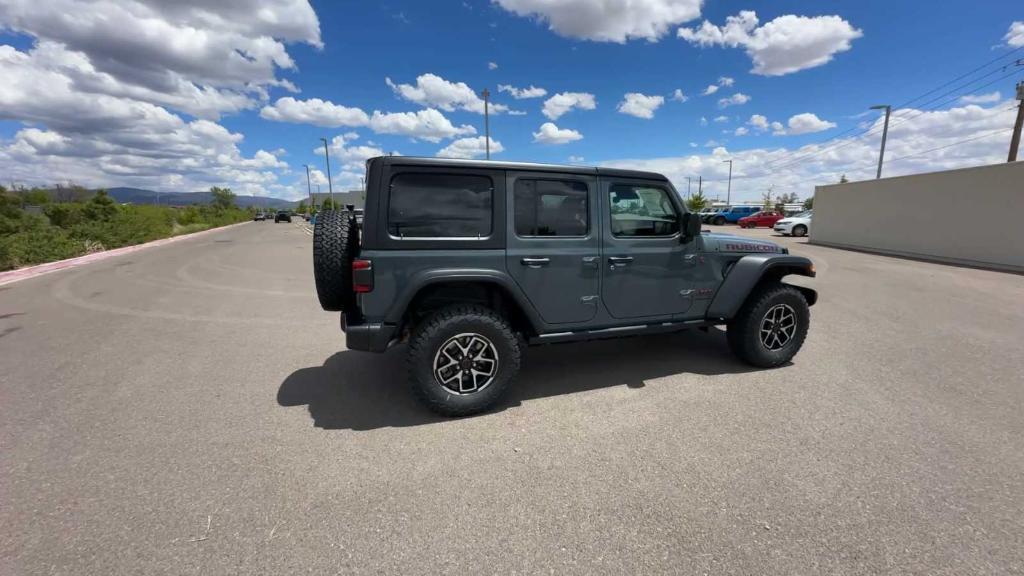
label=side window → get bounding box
[388,173,492,238]
[514,179,588,237]
[609,184,679,237]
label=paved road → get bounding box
[2,221,1023,575]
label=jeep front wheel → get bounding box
[407,305,521,416]
[726,282,809,368]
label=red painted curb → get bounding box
[0,221,250,287]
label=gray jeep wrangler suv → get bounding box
[314,157,816,416]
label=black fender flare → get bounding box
[707,254,817,320]
[383,268,545,331]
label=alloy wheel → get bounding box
[432,333,499,394]
[759,304,797,351]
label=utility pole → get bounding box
[481,88,491,160]
[698,176,702,196]
[1009,81,1024,162]
[686,176,692,199]
[722,160,733,205]
[870,104,892,179]
[320,137,333,206]
[303,164,313,211]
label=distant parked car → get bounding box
[697,207,719,223]
[738,210,784,229]
[773,210,813,237]
[253,212,265,221]
[274,210,292,223]
[708,205,760,226]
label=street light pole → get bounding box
[686,176,692,200]
[722,160,733,205]
[303,164,313,210]
[870,104,892,179]
[320,137,334,206]
[481,88,491,160]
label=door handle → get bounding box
[581,256,599,268]
[608,256,633,268]
[521,257,550,267]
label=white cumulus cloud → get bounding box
[617,93,666,119]
[386,73,508,114]
[437,136,504,159]
[783,113,837,135]
[368,109,476,143]
[702,84,719,96]
[749,114,769,130]
[960,91,1001,104]
[260,97,369,127]
[734,126,749,136]
[717,93,751,108]
[672,88,688,102]
[1005,21,1024,47]
[493,0,702,42]
[542,91,597,120]
[498,84,548,99]
[679,11,862,76]
[718,76,735,87]
[532,122,583,144]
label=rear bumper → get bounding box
[341,314,397,352]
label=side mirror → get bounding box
[682,212,702,243]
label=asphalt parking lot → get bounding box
[2,221,1023,575]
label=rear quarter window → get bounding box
[388,173,493,238]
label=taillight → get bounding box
[352,259,373,293]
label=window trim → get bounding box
[512,177,591,240]
[386,171,495,241]
[608,182,681,239]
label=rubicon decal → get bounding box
[724,243,781,253]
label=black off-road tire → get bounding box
[727,282,810,368]
[714,216,726,226]
[792,224,807,237]
[407,305,521,417]
[313,210,359,312]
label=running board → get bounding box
[528,319,715,345]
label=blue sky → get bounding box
[1,0,1021,202]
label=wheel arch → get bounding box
[707,254,817,320]
[387,270,543,337]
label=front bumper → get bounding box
[341,314,397,352]
[773,223,792,233]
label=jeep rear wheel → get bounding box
[313,210,359,312]
[408,305,521,416]
[727,282,809,368]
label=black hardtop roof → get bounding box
[372,156,668,181]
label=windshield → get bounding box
[793,210,813,218]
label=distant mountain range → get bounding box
[104,187,297,209]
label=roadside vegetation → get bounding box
[0,185,253,271]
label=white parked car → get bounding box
[774,210,812,237]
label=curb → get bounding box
[0,221,250,287]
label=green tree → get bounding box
[210,186,236,210]
[839,174,848,184]
[685,191,709,212]
[803,197,814,210]
[82,190,119,221]
[296,200,308,213]
[320,197,336,210]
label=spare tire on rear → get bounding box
[313,210,359,312]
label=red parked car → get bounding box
[738,211,784,229]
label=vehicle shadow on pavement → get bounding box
[277,328,760,431]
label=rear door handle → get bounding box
[521,257,550,267]
[608,256,633,268]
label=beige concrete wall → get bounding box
[811,162,1024,273]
